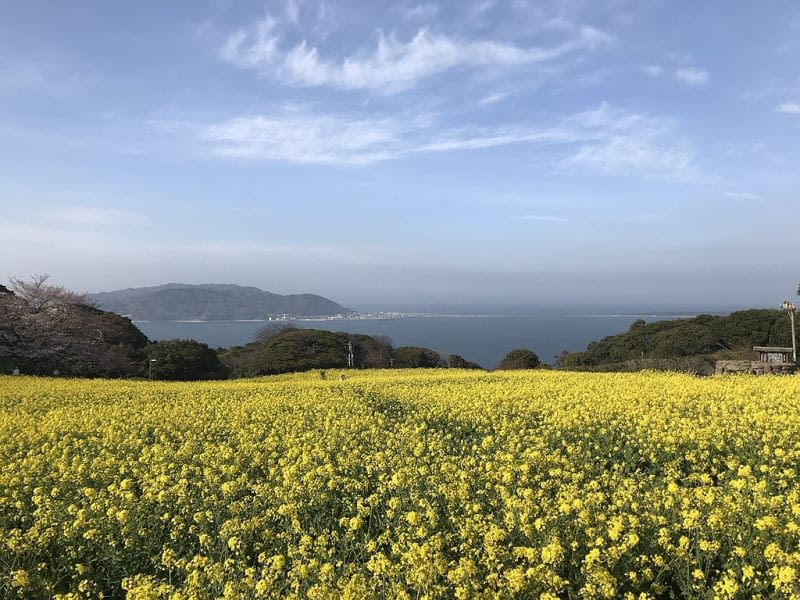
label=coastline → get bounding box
[133,311,701,324]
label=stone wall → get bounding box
[715,360,798,375]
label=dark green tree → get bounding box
[447,354,483,369]
[497,348,541,370]
[253,322,297,342]
[221,329,397,376]
[147,339,229,380]
[392,346,445,368]
[252,329,351,375]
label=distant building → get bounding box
[753,346,793,363]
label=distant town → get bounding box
[265,311,487,322]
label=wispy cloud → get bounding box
[172,101,694,179]
[189,109,576,165]
[723,191,765,201]
[564,135,694,177]
[569,101,643,130]
[563,104,695,177]
[673,67,709,86]
[285,0,300,24]
[219,15,279,67]
[641,64,663,77]
[415,128,576,153]
[641,64,709,87]
[478,91,510,105]
[405,3,439,20]
[777,101,800,114]
[198,112,405,165]
[219,16,613,92]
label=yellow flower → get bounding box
[10,570,30,589]
[4,369,800,598]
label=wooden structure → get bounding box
[753,346,794,363]
[715,301,798,375]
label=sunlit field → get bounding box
[2,370,800,598]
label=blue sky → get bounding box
[1,1,798,311]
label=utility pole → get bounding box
[347,341,354,368]
[782,301,797,363]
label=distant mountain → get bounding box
[88,283,353,321]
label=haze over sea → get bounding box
[136,310,704,369]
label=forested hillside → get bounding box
[559,309,795,373]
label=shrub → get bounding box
[497,348,541,370]
[146,339,229,380]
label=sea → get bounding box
[135,313,699,370]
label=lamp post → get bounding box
[782,301,797,363]
[148,358,157,380]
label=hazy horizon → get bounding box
[2,1,798,309]
[84,279,786,317]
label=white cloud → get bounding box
[777,102,800,114]
[405,3,439,20]
[285,0,299,24]
[199,112,404,165]
[565,135,694,177]
[415,127,576,152]
[570,101,643,130]
[562,106,695,177]
[220,16,279,67]
[673,67,709,86]
[219,17,613,92]
[196,110,572,164]
[185,102,694,178]
[723,191,765,201]
[478,91,510,105]
[542,16,574,31]
[641,64,663,77]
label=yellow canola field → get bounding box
[2,370,800,599]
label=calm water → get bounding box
[136,314,675,369]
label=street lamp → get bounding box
[782,301,797,363]
[148,358,157,380]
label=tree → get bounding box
[253,321,297,343]
[146,340,229,380]
[252,329,351,375]
[0,275,148,376]
[357,335,394,368]
[392,346,445,368]
[554,350,570,369]
[447,354,483,370]
[497,348,541,370]
[629,319,647,331]
[221,329,399,376]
